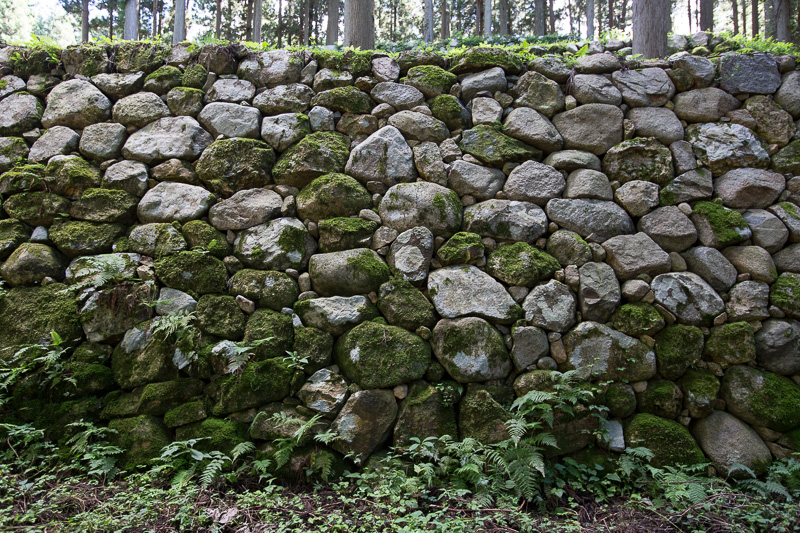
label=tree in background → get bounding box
[632,0,669,57]
[344,0,375,48]
[124,0,139,39]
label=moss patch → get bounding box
[610,303,666,338]
[436,232,484,266]
[195,138,275,198]
[459,125,542,168]
[182,220,230,258]
[310,86,372,114]
[624,413,705,467]
[295,173,371,222]
[214,358,294,415]
[770,272,800,318]
[108,415,171,470]
[181,64,208,89]
[692,201,750,247]
[242,308,294,360]
[377,279,437,331]
[486,242,560,287]
[196,295,246,340]
[654,324,704,381]
[174,417,248,455]
[703,322,755,367]
[154,251,228,295]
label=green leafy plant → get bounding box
[0,331,75,406]
[66,420,123,479]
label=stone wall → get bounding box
[1,40,800,475]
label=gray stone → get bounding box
[575,52,620,73]
[122,117,214,164]
[0,137,28,172]
[461,67,507,101]
[546,199,634,243]
[603,137,674,186]
[502,107,563,153]
[578,262,621,322]
[0,243,67,286]
[380,182,462,237]
[743,210,790,254]
[237,50,304,88]
[126,223,187,257]
[627,107,684,145]
[412,142,448,185]
[774,243,800,273]
[207,78,256,103]
[713,168,785,209]
[155,287,197,316]
[28,126,79,163]
[388,227,434,284]
[428,265,520,323]
[660,169,713,205]
[670,140,698,175]
[546,230,593,267]
[104,160,150,197]
[295,295,378,336]
[252,83,315,114]
[673,55,715,88]
[372,57,400,82]
[651,272,726,326]
[769,203,800,243]
[313,68,353,92]
[0,75,26,99]
[564,169,612,200]
[726,281,770,322]
[91,72,145,100]
[682,246,738,292]
[432,317,512,382]
[638,206,698,252]
[235,217,317,271]
[755,319,800,375]
[510,70,565,117]
[673,88,740,123]
[563,321,657,382]
[692,410,772,477]
[463,200,548,243]
[297,368,348,418]
[611,68,676,107]
[542,150,602,172]
[112,92,171,128]
[79,122,127,162]
[370,82,424,111]
[775,71,800,119]
[522,280,576,332]
[41,79,111,129]
[330,389,397,463]
[0,92,42,136]
[687,122,770,176]
[208,188,283,231]
[448,160,506,201]
[471,97,503,125]
[502,161,564,205]
[614,181,660,217]
[138,182,215,223]
[719,53,781,95]
[388,111,449,143]
[552,104,623,156]
[346,126,417,187]
[259,113,310,152]
[510,326,549,370]
[197,102,261,139]
[571,74,622,105]
[602,233,672,281]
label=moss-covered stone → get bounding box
[313,49,373,76]
[318,217,379,252]
[393,380,459,447]
[377,279,436,331]
[69,188,139,224]
[43,155,102,198]
[166,86,205,116]
[195,138,275,198]
[310,86,372,114]
[0,242,67,286]
[636,380,683,419]
[72,342,113,365]
[11,46,60,78]
[430,94,469,130]
[624,413,706,467]
[0,137,28,171]
[175,417,248,455]
[34,396,103,444]
[654,325,704,381]
[770,272,800,319]
[691,201,751,248]
[512,369,559,396]
[181,220,231,258]
[602,138,675,186]
[126,222,188,258]
[114,42,169,74]
[459,125,542,168]
[486,242,560,287]
[163,399,209,428]
[431,317,512,383]
[214,358,294,415]
[703,322,756,367]
[0,163,46,195]
[2,192,70,226]
[110,321,179,390]
[143,65,182,94]
[295,173,372,222]
[136,378,205,416]
[610,303,666,338]
[309,248,391,297]
[403,65,457,98]
[196,295,246,340]
[450,47,524,75]
[249,404,328,443]
[49,220,126,259]
[0,283,81,356]
[51,362,114,399]
[436,232,484,266]
[772,139,800,175]
[677,368,720,419]
[292,326,334,374]
[181,64,208,89]
[62,42,110,77]
[334,321,431,389]
[458,386,510,444]
[154,251,228,295]
[605,382,637,418]
[271,132,350,189]
[228,269,299,311]
[721,365,800,432]
[109,414,171,470]
[242,308,294,360]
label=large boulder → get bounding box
[0,93,43,136]
[234,217,317,271]
[552,104,623,155]
[296,173,371,222]
[431,317,511,382]
[330,389,397,463]
[197,102,261,139]
[502,161,565,205]
[428,265,521,323]
[237,49,304,88]
[673,88,740,123]
[387,227,434,284]
[546,199,634,243]
[458,125,541,168]
[0,243,67,286]
[502,107,563,153]
[509,70,565,117]
[41,79,111,129]
[602,138,674,186]
[463,200,547,243]
[345,126,416,186]
[719,53,781,95]
[379,182,462,237]
[522,280,576,332]
[755,319,800,375]
[651,272,725,326]
[692,410,772,477]
[112,92,171,128]
[713,168,785,209]
[309,248,391,297]
[208,188,283,231]
[686,123,770,176]
[563,321,657,382]
[294,295,379,336]
[626,107,684,145]
[611,68,676,107]
[195,138,275,198]
[721,365,800,432]
[578,262,621,323]
[122,117,214,164]
[624,413,705,467]
[271,131,350,188]
[138,182,215,223]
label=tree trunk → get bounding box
[773,0,790,39]
[124,0,138,39]
[278,0,283,46]
[535,0,545,34]
[732,0,739,33]
[424,0,434,41]
[752,0,758,36]
[632,0,669,58]
[109,0,116,39]
[549,0,555,33]
[343,0,375,49]
[476,0,483,34]
[586,0,594,38]
[245,0,253,40]
[608,0,614,29]
[567,0,575,34]
[152,0,158,38]
[302,0,311,44]
[483,0,492,35]
[699,0,713,30]
[621,0,627,31]
[326,0,339,44]
[81,0,90,42]
[498,0,509,34]
[226,0,233,40]
[253,0,263,41]
[215,0,221,38]
[740,0,746,34]
[441,0,450,38]
[687,0,692,32]
[173,0,185,43]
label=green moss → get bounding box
[703,322,755,367]
[459,125,541,168]
[228,269,299,311]
[610,303,665,337]
[154,251,228,295]
[271,132,350,188]
[724,366,800,432]
[145,65,182,84]
[72,342,112,365]
[450,47,524,74]
[604,382,637,418]
[214,358,294,415]
[772,140,800,174]
[163,399,208,428]
[276,224,311,257]
[318,217,379,252]
[108,415,171,470]
[309,86,372,114]
[345,249,392,287]
[677,368,720,418]
[2,192,70,226]
[195,138,275,198]
[242,308,294,360]
[637,380,682,419]
[404,65,457,96]
[778,202,800,220]
[624,413,705,467]
[182,220,230,258]
[377,279,437,331]
[69,188,139,224]
[64,363,115,399]
[296,173,371,221]
[180,63,208,88]
[692,201,750,247]
[43,156,101,198]
[312,49,372,76]
[175,418,248,455]
[49,220,126,259]
[458,387,510,444]
[195,295,246,340]
[486,242,560,287]
[114,42,169,74]
[137,378,204,415]
[654,325,704,381]
[435,231,483,266]
[334,321,431,389]
[430,94,462,119]
[292,326,334,374]
[0,163,46,195]
[770,273,800,318]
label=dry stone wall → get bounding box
[1,40,800,475]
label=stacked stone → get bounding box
[1,39,800,475]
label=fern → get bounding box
[200,453,230,487]
[60,254,132,294]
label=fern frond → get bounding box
[231,441,256,462]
